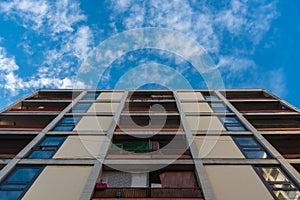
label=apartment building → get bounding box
[0,89,299,200]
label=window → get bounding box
[82,92,100,100]
[209,103,231,113]
[70,103,92,113]
[53,116,80,131]
[233,136,269,158]
[203,93,219,101]
[219,117,246,131]
[256,166,300,200]
[28,136,66,158]
[0,166,43,200]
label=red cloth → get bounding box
[96,183,107,189]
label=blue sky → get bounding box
[0,0,299,109]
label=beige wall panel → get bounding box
[53,135,106,159]
[205,165,273,200]
[97,92,123,101]
[74,116,113,131]
[22,166,92,200]
[176,92,204,101]
[186,116,225,131]
[194,136,244,158]
[87,103,119,113]
[181,102,213,113]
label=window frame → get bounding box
[0,166,44,200]
[81,92,100,100]
[28,136,66,159]
[52,116,81,131]
[254,166,300,200]
[209,102,231,113]
[219,116,246,131]
[232,136,270,159]
[69,103,92,113]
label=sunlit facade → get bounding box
[0,89,299,200]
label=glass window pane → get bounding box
[53,125,74,131]
[0,184,27,189]
[244,151,268,158]
[28,150,56,159]
[204,95,219,100]
[0,190,23,200]
[60,117,80,124]
[235,137,257,146]
[6,167,41,183]
[70,103,92,113]
[220,117,239,123]
[226,125,246,131]
[39,137,65,146]
[210,103,225,108]
[259,168,290,182]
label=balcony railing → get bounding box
[106,149,191,159]
[239,109,294,113]
[93,187,203,199]
[115,126,182,132]
[8,108,64,113]
[0,125,45,131]
[122,109,178,113]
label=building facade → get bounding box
[0,89,299,200]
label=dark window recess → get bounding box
[232,136,270,158]
[255,166,300,200]
[70,103,92,113]
[81,92,100,100]
[0,166,43,200]
[219,117,246,131]
[209,103,231,113]
[53,116,80,131]
[28,136,66,159]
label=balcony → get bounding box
[231,101,296,113]
[106,135,191,159]
[27,91,80,100]
[0,115,56,131]
[123,102,178,113]
[93,187,203,199]
[245,115,300,131]
[116,115,182,132]
[5,102,69,113]
[221,91,275,100]
[0,135,34,158]
[128,92,175,101]
[264,135,300,159]
[93,165,203,199]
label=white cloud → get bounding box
[0,0,48,30]
[0,0,86,35]
[108,0,282,93]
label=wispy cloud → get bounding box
[108,0,281,92]
[0,0,94,99]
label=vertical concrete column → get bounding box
[0,90,87,182]
[80,91,128,200]
[173,90,215,200]
[215,90,300,183]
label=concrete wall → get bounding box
[53,135,107,159]
[186,116,225,131]
[205,165,273,200]
[87,103,119,113]
[176,92,204,101]
[22,166,92,200]
[194,136,244,158]
[181,102,213,113]
[74,116,113,131]
[97,92,123,101]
